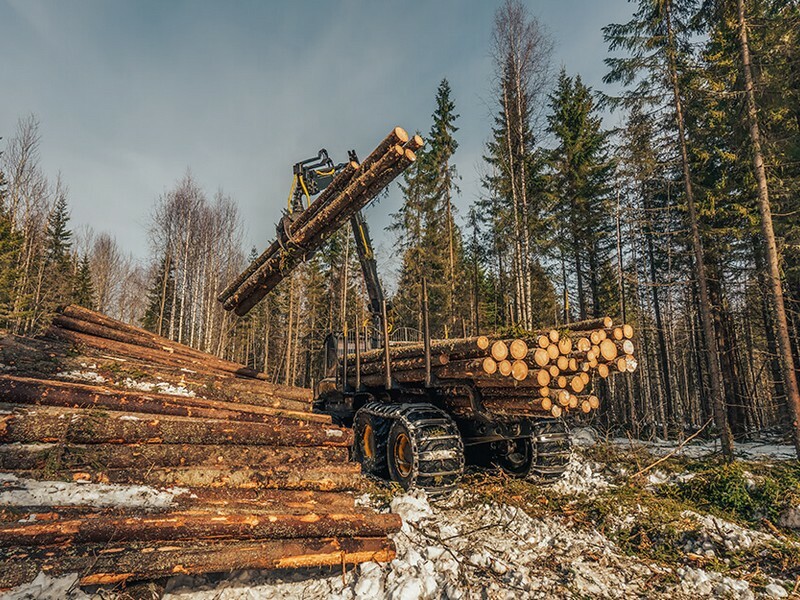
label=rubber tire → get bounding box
[492,437,534,478]
[352,410,388,477]
[387,419,417,490]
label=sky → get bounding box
[0,0,634,281]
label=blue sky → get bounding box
[0,0,634,275]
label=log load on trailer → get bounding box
[220,126,638,495]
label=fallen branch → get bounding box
[629,418,713,480]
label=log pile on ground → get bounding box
[219,126,422,316]
[0,305,398,591]
[347,316,637,419]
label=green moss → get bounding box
[666,460,800,525]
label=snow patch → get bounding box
[0,473,187,510]
[120,377,196,397]
[681,511,774,557]
[0,572,90,600]
[549,454,610,496]
[612,437,796,461]
[56,370,106,384]
[678,566,754,599]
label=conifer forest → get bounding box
[1,0,799,458]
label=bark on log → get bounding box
[345,353,448,376]
[0,489,357,516]
[49,328,264,382]
[5,333,312,407]
[564,317,614,331]
[218,159,361,303]
[353,337,490,364]
[0,443,347,471]
[0,375,329,424]
[0,537,395,588]
[10,463,361,491]
[57,306,276,381]
[0,407,353,447]
[0,511,401,547]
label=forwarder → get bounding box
[219,127,635,494]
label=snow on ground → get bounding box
[681,510,776,558]
[611,436,796,461]
[0,573,90,600]
[0,473,187,510]
[550,453,611,497]
[0,436,795,599]
[160,485,785,600]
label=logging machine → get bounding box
[222,132,571,495]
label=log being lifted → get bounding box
[221,127,417,316]
[232,146,416,316]
[0,537,395,588]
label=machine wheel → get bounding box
[387,420,416,489]
[357,401,464,494]
[530,418,571,479]
[352,409,388,477]
[489,437,534,477]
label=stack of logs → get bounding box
[0,305,398,591]
[219,126,421,316]
[347,317,637,419]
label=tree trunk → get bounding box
[737,0,800,457]
[664,0,733,458]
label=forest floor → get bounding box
[3,431,799,600]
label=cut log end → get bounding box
[599,339,618,362]
[509,339,528,360]
[533,348,549,367]
[511,360,528,382]
[482,357,498,375]
[491,341,509,362]
[498,360,512,377]
[393,126,410,144]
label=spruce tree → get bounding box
[141,255,175,336]
[72,253,95,310]
[41,192,75,311]
[546,69,616,320]
[0,167,22,323]
[605,0,734,459]
[424,79,463,335]
[391,81,468,337]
